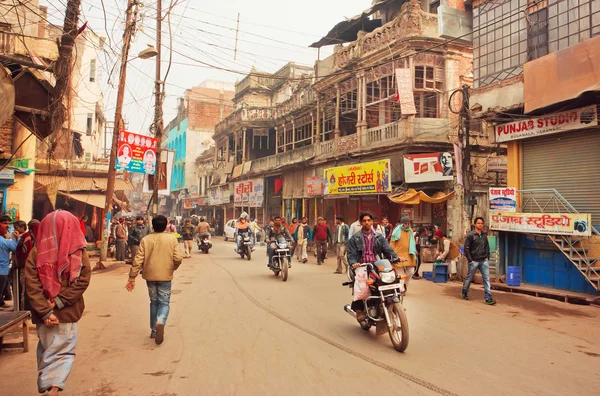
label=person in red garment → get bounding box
[313,217,332,265]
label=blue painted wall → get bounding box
[167,118,188,192]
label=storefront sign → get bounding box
[395,68,416,115]
[183,198,207,209]
[306,176,324,196]
[234,179,264,207]
[208,186,231,205]
[489,187,517,212]
[403,153,453,183]
[116,131,157,175]
[0,169,15,181]
[324,159,391,195]
[489,212,592,236]
[487,157,507,173]
[495,105,598,143]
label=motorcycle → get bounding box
[343,259,409,352]
[238,234,252,261]
[269,236,291,282]
[197,234,212,254]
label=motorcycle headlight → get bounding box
[279,243,288,248]
[380,271,396,284]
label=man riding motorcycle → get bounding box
[195,216,211,241]
[235,213,254,253]
[346,211,400,323]
[265,216,293,268]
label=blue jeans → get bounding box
[147,281,172,332]
[236,234,254,251]
[462,260,493,300]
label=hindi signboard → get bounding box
[208,186,231,206]
[324,160,391,195]
[306,176,324,196]
[489,212,592,236]
[494,105,598,143]
[489,187,517,213]
[234,179,264,208]
[487,156,507,173]
[403,152,454,183]
[116,131,157,175]
[395,68,416,115]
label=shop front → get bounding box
[0,169,15,214]
[264,175,283,224]
[207,184,231,235]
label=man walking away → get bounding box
[462,217,496,305]
[433,230,460,280]
[181,219,195,258]
[313,217,332,266]
[293,217,312,263]
[333,216,349,274]
[129,216,149,262]
[115,218,128,261]
[126,215,183,344]
[25,210,91,396]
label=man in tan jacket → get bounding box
[126,215,183,345]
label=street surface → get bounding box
[1,239,599,396]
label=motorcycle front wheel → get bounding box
[281,257,289,282]
[388,303,409,352]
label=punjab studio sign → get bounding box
[494,105,597,143]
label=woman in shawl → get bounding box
[390,214,417,292]
[25,210,91,396]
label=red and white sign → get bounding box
[403,152,454,183]
[495,105,598,143]
[234,179,264,207]
[395,68,416,115]
[306,176,324,196]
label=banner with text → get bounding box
[234,179,264,207]
[403,152,454,183]
[324,160,391,195]
[495,105,598,143]
[306,176,324,196]
[489,187,517,212]
[489,212,592,236]
[117,131,157,175]
[208,186,231,206]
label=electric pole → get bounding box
[152,0,164,219]
[99,0,139,264]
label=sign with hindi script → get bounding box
[489,187,516,213]
[489,212,592,236]
[324,160,391,195]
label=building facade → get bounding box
[470,0,600,294]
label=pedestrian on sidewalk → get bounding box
[293,217,312,263]
[348,218,362,240]
[126,215,183,344]
[0,223,16,308]
[115,218,128,261]
[462,217,496,305]
[287,218,299,257]
[381,217,392,241]
[129,216,149,261]
[14,219,40,309]
[433,230,460,280]
[313,217,332,266]
[333,216,349,274]
[390,215,417,291]
[181,219,195,258]
[25,210,91,396]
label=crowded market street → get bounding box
[1,239,599,396]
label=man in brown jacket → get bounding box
[115,218,128,261]
[126,215,183,345]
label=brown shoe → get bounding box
[155,324,165,345]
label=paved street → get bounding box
[1,239,600,396]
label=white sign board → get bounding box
[489,187,517,213]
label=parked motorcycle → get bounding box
[269,236,291,281]
[238,234,252,260]
[197,234,212,254]
[343,260,409,352]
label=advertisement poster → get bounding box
[324,159,391,195]
[489,187,517,212]
[116,131,157,175]
[395,68,416,115]
[494,105,598,143]
[487,157,508,173]
[306,176,324,196]
[403,152,454,183]
[208,186,231,206]
[234,179,264,208]
[489,212,592,236]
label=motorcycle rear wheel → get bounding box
[388,303,409,352]
[246,247,251,261]
[281,258,289,282]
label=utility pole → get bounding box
[99,0,139,264]
[152,0,164,219]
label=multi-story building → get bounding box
[211,0,501,241]
[469,0,600,294]
[164,81,234,215]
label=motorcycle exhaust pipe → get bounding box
[344,304,357,319]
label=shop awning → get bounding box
[388,189,455,205]
[59,192,106,208]
[35,175,133,191]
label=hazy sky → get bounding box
[43,0,369,135]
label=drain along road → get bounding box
[1,239,599,396]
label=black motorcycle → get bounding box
[238,234,252,261]
[343,259,409,352]
[270,236,291,281]
[197,234,212,254]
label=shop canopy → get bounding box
[388,189,455,205]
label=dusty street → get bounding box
[1,239,599,396]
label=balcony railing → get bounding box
[215,106,276,134]
[0,31,59,60]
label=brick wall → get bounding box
[0,117,12,154]
[446,0,466,11]
[188,100,233,130]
